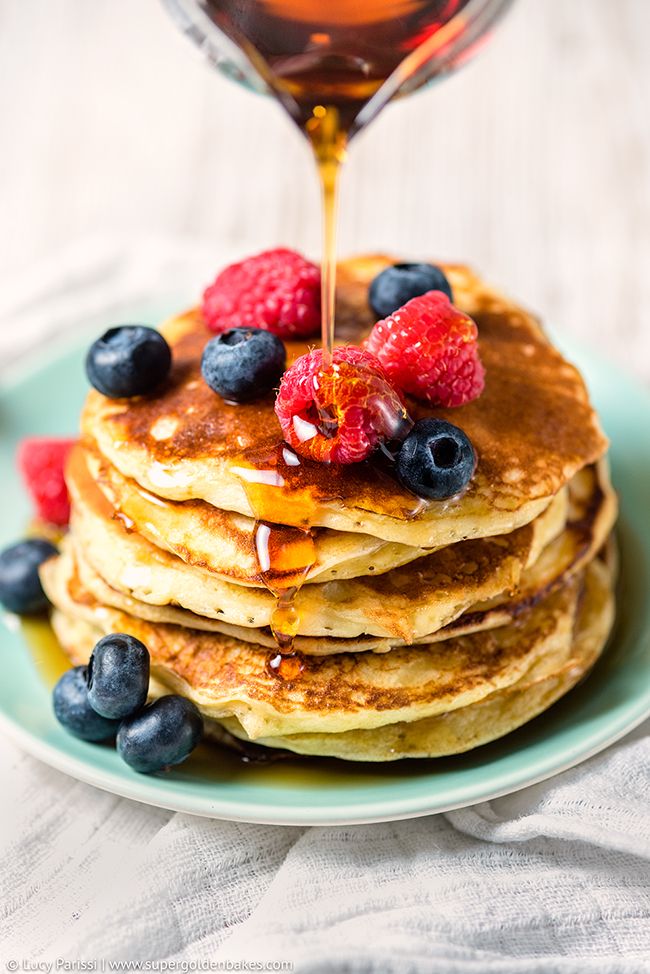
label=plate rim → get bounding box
[1,693,649,825]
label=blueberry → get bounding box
[86,325,172,398]
[201,328,286,403]
[53,666,120,742]
[369,263,453,318]
[397,419,476,500]
[0,538,58,614]
[117,695,203,774]
[87,633,150,720]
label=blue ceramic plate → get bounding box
[1,316,649,825]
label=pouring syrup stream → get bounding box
[307,105,348,362]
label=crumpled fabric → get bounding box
[2,725,649,972]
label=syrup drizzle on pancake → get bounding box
[254,520,314,679]
[237,451,317,677]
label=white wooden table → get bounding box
[0,0,648,379]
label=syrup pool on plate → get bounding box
[20,616,70,688]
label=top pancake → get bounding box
[82,256,608,547]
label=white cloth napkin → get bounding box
[1,239,649,973]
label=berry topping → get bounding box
[366,291,485,407]
[86,325,172,399]
[87,633,150,720]
[202,248,321,339]
[116,695,203,774]
[275,346,408,465]
[0,538,57,614]
[18,437,76,526]
[396,419,476,500]
[369,262,453,318]
[53,666,120,742]
[201,327,286,403]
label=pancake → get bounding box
[45,556,590,741]
[80,444,439,587]
[82,258,608,548]
[215,557,615,759]
[66,451,570,641]
[53,459,615,655]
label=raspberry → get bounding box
[365,291,485,407]
[275,346,408,464]
[202,248,321,339]
[18,437,76,526]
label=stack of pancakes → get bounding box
[41,257,618,761]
